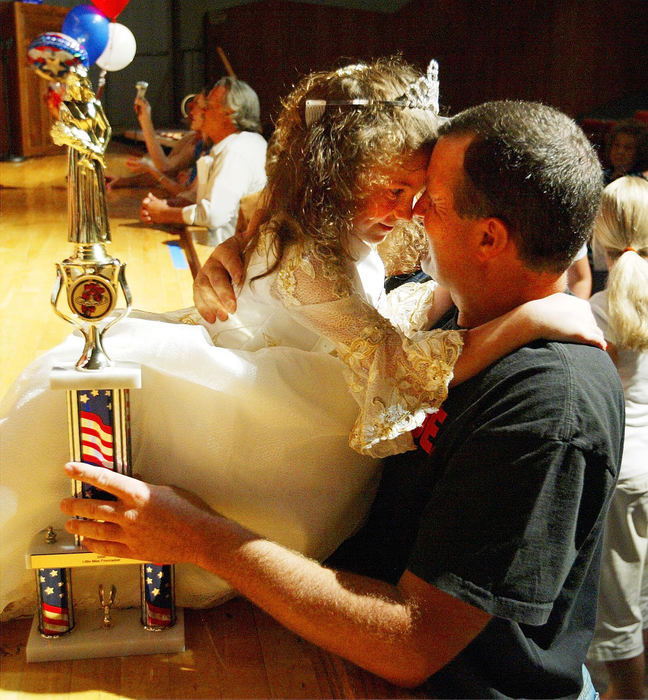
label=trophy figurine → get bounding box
[24,32,183,662]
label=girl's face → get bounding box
[609,133,637,173]
[352,148,430,246]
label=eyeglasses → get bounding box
[180,93,197,119]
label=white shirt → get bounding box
[590,289,648,480]
[182,131,267,246]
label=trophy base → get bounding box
[27,529,146,569]
[25,606,185,662]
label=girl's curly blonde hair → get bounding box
[249,56,439,281]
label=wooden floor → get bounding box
[0,148,423,699]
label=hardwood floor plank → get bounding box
[167,608,228,699]
[202,598,273,699]
[253,604,331,698]
[0,617,31,700]
[68,655,123,698]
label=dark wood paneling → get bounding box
[0,2,70,158]
[395,0,647,118]
[204,0,647,137]
[204,0,388,136]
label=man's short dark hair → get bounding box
[439,101,603,272]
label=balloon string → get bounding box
[96,69,107,99]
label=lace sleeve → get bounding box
[377,280,441,336]
[273,246,463,457]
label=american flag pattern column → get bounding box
[68,388,133,502]
[141,564,176,630]
[36,567,74,637]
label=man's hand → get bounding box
[193,237,245,322]
[139,192,186,226]
[60,462,215,564]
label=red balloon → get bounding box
[91,0,130,21]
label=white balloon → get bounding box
[96,22,136,71]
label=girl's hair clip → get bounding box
[305,98,400,127]
[304,59,440,128]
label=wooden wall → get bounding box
[204,0,647,138]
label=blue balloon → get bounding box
[62,5,109,66]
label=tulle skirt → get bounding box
[0,317,379,619]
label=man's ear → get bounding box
[476,217,509,261]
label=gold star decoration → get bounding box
[152,588,160,597]
[79,394,89,404]
[44,586,54,595]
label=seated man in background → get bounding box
[139,77,267,247]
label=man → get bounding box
[139,77,267,246]
[61,101,623,698]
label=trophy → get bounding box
[24,32,184,662]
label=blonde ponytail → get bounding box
[594,176,648,351]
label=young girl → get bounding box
[0,57,602,619]
[586,176,648,699]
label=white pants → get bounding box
[588,474,648,662]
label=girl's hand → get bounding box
[125,155,155,175]
[520,293,606,349]
[134,95,151,121]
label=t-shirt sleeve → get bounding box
[407,350,616,626]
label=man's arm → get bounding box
[61,462,490,687]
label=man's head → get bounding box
[435,101,603,274]
[211,76,262,135]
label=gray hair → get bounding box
[215,76,262,133]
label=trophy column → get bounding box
[24,32,184,662]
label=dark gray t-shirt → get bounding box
[329,311,624,698]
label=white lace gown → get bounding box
[0,236,461,619]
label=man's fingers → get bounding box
[74,537,133,559]
[63,462,146,501]
[60,496,119,520]
[64,515,123,543]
